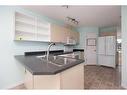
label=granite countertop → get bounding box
[24,49,84,56]
[15,49,84,75]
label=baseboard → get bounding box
[84,64,98,66]
[121,84,126,89]
[7,81,25,89]
[121,86,126,89]
[121,83,127,89]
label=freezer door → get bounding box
[98,55,116,68]
[98,37,105,55]
[105,36,116,55]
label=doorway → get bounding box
[85,32,98,65]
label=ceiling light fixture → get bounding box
[61,5,69,9]
[66,16,79,25]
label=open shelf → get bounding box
[15,12,35,22]
[15,31,35,41]
[37,20,50,29]
[15,20,35,27]
[15,30,35,35]
[15,12,51,42]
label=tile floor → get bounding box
[84,65,122,89]
[12,65,123,89]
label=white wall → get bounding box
[121,6,127,88]
[0,6,64,89]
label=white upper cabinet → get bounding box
[15,12,36,41]
[36,19,51,42]
[14,12,50,42]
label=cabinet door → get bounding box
[34,74,60,89]
[15,12,36,41]
[66,29,79,44]
[15,12,51,42]
[67,29,74,39]
[61,27,68,43]
[24,70,34,89]
[36,19,50,42]
[73,31,79,44]
[50,24,62,43]
[50,24,67,43]
[60,63,84,89]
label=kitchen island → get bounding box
[15,51,84,89]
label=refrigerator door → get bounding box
[105,36,116,56]
[98,55,116,68]
[98,37,105,55]
[98,36,116,68]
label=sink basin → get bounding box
[36,55,77,67]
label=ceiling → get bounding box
[22,6,121,28]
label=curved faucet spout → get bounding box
[46,42,55,61]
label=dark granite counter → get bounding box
[73,49,84,52]
[24,49,84,56]
[15,54,84,75]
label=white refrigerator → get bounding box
[98,36,116,68]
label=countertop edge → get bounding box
[15,55,84,75]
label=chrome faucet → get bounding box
[46,42,55,61]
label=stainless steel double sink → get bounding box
[36,55,77,67]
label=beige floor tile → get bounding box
[84,65,122,89]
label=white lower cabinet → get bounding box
[60,63,84,89]
[34,74,61,89]
[24,69,34,89]
[24,63,84,89]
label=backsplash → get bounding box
[64,46,74,52]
